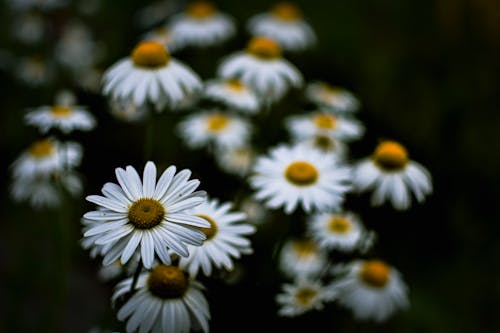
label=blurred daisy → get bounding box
[179,198,256,277]
[24,104,96,134]
[16,55,54,86]
[238,196,269,226]
[168,0,235,48]
[330,259,409,322]
[102,40,202,111]
[247,2,316,52]
[214,145,256,177]
[82,161,209,269]
[203,78,260,113]
[7,0,69,11]
[98,260,124,282]
[276,277,333,317]
[217,36,302,104]
[306,82,360,113]
[278,238,327,278]
[12,11,46,44]
[177,110,252,150]
[11,138,82,178]
[250,144,351,214]
[108,96,148,123]
[141,26,182,53]
[352,140,433,210]
[113,264,210,333]
[78,67,103,93]
[307,211,368,252]
[293,135,348,159]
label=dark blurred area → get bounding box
[1,0,500,332]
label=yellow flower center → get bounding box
[225,79,246,92]
[207,114,229,132]
[29,139,55,158]
[359,260,391,288]
[51,105,73,118]
[292,239,317,258]
[128,198,165,229]
[247,37,282,60]
[148,265,189,299]
[285,161,318,186]
[131,41,170,68]
[196,214,218,240]
[186,0,216,19]
[295,287,317,305]
[271,2,302,21]
[313,114,337,130]
[372,141,409,171]
[328,216,351,234]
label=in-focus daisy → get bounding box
[203,78,260,114]
[286,111,364,142]
[307,211,369,252]
[330,259,409,322]
[250,144,351,214]
[306,82,360,113]
[293,135,348,159]
[247,2,316,52]
[177,110,252,150]
[352,140,433,210]
[214,145,256,177]
[102,40,202,111]
[179,198,256,277]
[24,104,96,134]
[217,36,303,104]
[11,138,82,178]
[82,161,210,269]
[167,0,235,48]
[278,238,328,278]
[276,277,333,317]
[113,264,210,333]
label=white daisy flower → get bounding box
[250,144,351,214]
[307,211,369,252]
[24,104,96,134]
[247,2,316,52]
[306,82,361,113]
[113,264,210,333]
[276,277,333,317]
[203,78,260,113]
[179,198,256,277]
[11,138,82,178]
[217,36,303,104]
[238,196,269,226]
[330,259,409,322]
[214,145,256,177]
[97,260,124,282]
[352,140,433,210]
[168,0,235,48]
[177,110,252,150]
[102,41,202,111]
[82,161,210,269]
[278,238,328,278]
[286,111,364,142]
[108,96,149,123]
[141,26,183,53]
[293,135,348,160]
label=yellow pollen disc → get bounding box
[372,141,409,171]
[359,260,391,288]
[271,2,302,21]
[328,216,351,234]
[247,37,282,60]
[196,214,218,240]
[131,41,170,68]
[285,161,318,186]
[313,114,337,130]
[186,0,216,19]
[207,114,229,132]
[148,265,189,299]
[295,287,317,305]
[292,240,316,258]
[225,79,246,92]
[29,139,55,158]
[128,198,165,229]
[51,105,73,118]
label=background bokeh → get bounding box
[1,0,499,332]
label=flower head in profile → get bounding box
[24,104,96,134]
[203,78,260,114]
[247,2,316,52]
[278,238,328,278]
[276,277,333,317]
[352,140,432,210]
[82,161,209,269]
[306,82,361,113]
[178,198,256,277]
[330,259,409,322]
[167,0,236,48]
[217,36,302,104]
[250,144,351,214]
[102,41,202,111]
[112,264,210,333]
